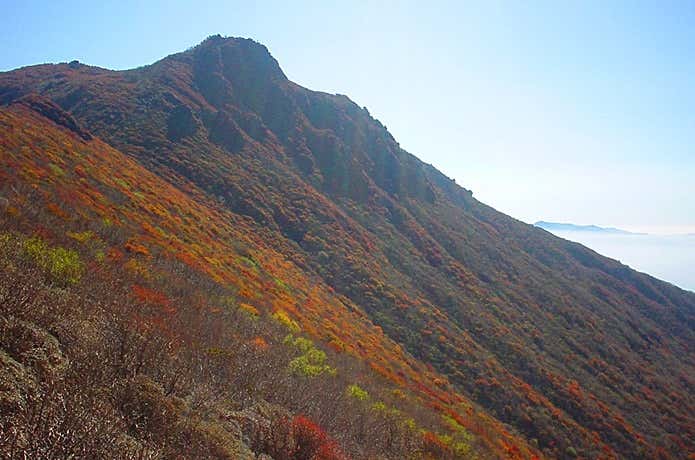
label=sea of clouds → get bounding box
[551,231,695,293]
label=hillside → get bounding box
[1,36,693,459]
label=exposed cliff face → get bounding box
[1,36,693,459]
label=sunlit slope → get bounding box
[0,100,541,459]
[2,36,693,458]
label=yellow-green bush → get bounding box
[441,414,475,457]
[272,309,300,332]
[288,352,335,377]
[346,384,369,401]
[284,334,335,377]
[453,440,473,457]
[372,401,388,412]
[23,236,83,284]
[283,334,313,352]
[403,418,417,430]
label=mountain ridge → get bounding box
[1,35,693,459]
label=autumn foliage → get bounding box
[1,35,693,459]
[290,416,346,460]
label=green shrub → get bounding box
[372,401,387,411]
[285,334,336,377]
[346,384,369,401]
[23,236,84,284]
[288,348,335,377]
[453,440,472,457]
[283,334,313,352]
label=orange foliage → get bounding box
[124,240,150,256]
[132,285,173,312]
[250,336,269,350]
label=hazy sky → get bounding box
[3,1,694,234]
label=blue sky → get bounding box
[3,1,694,234]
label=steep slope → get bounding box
[0,99,528,459]
[1,36,693,459]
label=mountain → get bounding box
[1,36,693,459]
[535,221,641,235]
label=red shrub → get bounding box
[291,416,346,460]
[421,431,449,458]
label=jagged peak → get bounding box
[188,34,287,82]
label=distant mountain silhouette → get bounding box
[535,221,644,235]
